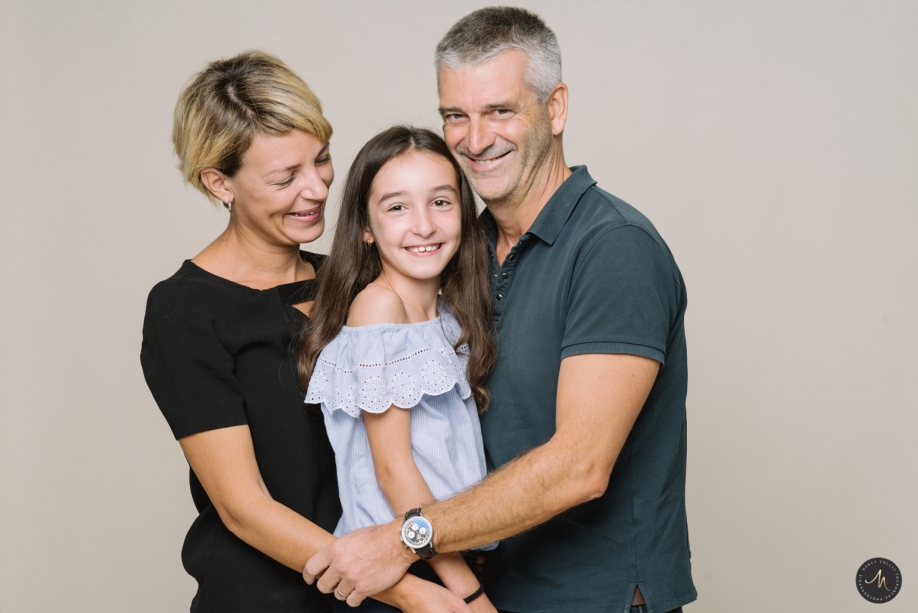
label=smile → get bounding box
[405,244,442,253]
[287,208,321,219]
[466,151,510,168]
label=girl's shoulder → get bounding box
[303,304,468,415]
[347,283,410,327]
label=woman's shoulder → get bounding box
[145,260,244,318]
[346,284,410,327]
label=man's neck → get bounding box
[487,146,571,264]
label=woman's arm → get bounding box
[179,425,332,569]
[364,409,496,613]
[180,424,471,613]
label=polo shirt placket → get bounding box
[487,238,529,321]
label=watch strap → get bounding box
[403,508,437,560]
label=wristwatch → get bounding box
[400,508,437,560]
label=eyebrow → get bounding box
[438,102,514,116]
[377,184,458,203]
[263,164,300,179]
[429,184,459,195]
[262,143,329,178]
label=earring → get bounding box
[223,200,233,212]
[365,238,374,246]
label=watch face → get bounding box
[401,515,433,550]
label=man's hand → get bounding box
[303,521,415,605]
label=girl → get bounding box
[300,126,497,613]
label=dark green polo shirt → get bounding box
[480,166,696,613]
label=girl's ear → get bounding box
[362,228,375,245]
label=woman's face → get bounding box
[365,150,462,286]
[225,129,334,247]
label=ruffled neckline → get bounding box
[304,307,471,417]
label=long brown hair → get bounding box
[299,126,495,410]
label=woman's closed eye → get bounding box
[276,175,295,188]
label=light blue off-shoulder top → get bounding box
[305,307,496,549]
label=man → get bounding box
[307,7,696,613]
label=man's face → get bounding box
[438,49,553,206]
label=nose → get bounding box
[299,168,330,202]
[412,205,436,238]
[466,115,496,156]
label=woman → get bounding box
[141,51,466,613]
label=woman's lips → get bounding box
[287,207,321,222]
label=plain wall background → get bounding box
[1,1,915,611]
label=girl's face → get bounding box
[364,150,462,286]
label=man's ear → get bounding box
[200,167,234,204]
[547,82,569,137]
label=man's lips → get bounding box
[462,150,511,170]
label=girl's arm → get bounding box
[364,408,496,613]
[180,424,471,613]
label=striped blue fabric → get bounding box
[305,308,496,549]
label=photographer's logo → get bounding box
[856,558,901,603]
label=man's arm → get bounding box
[305,352,659,600]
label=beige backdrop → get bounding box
[1,1,915,611]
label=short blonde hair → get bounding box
[172,50,333,205]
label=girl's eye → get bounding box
[388,204,405,212]
[277,175,295,188]
[433,199,451,207]
[317,154,331,165]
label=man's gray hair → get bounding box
[435,6,562,104]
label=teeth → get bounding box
[406,244,441,253]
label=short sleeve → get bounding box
[561,225,680,364]
[305,316,471,418]
[140,283,248,439]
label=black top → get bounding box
[480,167,696,613]
[141,252,340,613]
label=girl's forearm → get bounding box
[364,409,483,598]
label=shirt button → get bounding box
[501,273,508,280]
[495,294,503,301]
[508,254,516,261]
